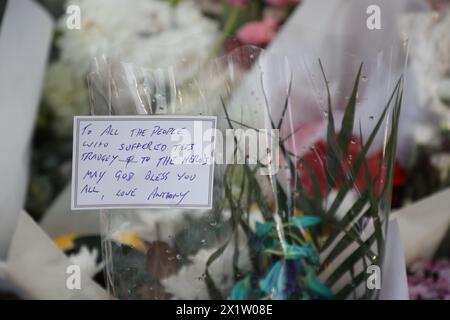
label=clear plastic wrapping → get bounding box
[88,34,406,299]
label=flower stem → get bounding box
[169,0,182,7]
[211,5,241,56]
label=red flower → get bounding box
[296,136,403,197]
[393,162,407,187]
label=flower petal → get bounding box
[259,260,286,299]
[289,215,321,229]
[230,276,252,300]
[255,221,275,237]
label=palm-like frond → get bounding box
[206,61,403,300]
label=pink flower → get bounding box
[407,275,422,286]
[408,258,450,300]
[409,284,437,300]
[227,0,249,7]
[433,259,450,271]
[236,16,279,47]
[266,0,300,7]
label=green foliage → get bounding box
[205,60,403,300]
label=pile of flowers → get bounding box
[27,0,223,218]
[24,0,450,300]
[27,0,301,219]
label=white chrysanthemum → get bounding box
[400,12,450,126]
[57,0,219,82]
[43,62,89,137]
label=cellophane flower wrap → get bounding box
[88,30,407,299]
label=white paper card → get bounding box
[71,116,216,210]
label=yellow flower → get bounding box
[113,232,146,252]
[53,233,76,251]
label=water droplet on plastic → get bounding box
[362,76,368,82]
[176,254,182,260]
[210,220,217,227]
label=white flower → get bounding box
[400,11,450,125]
[57,0,219,83]
[431,153,450,182]
[43,62,89,137]
[161,231,251,299]
[411,122,440,147]
[68,246,104,278]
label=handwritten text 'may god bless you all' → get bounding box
[77,122,211,206]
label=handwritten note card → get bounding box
[71,116,216,210]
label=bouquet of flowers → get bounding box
[28,0,450,300]
[88,37,405,299]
